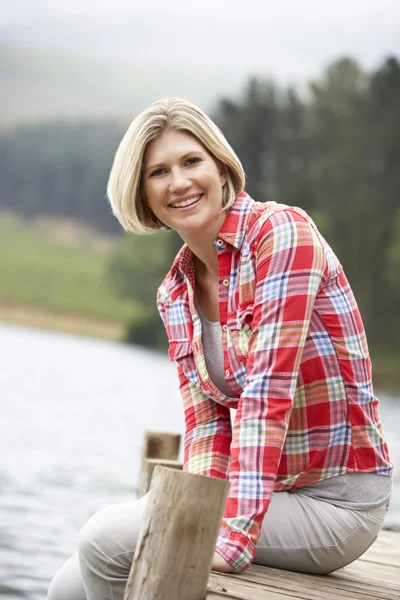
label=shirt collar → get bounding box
[218,192,254,250]
[171,192,255,277]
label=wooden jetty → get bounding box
[127,431,400,600]
[208,529,400,599]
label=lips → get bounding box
[169,194,202,209]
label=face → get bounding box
[142,129,226,237]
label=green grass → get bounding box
[0,214,139,323]
[1,213,399,393]
[370,346,400,395]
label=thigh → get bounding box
[78,493,149,598]
[254,491,386,574]
[78,493,148,564]
[47,553,86,600]
[48,494,149,600]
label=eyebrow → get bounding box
[144,150,205,173]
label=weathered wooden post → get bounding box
[137,431,182,498]
[140,457,183,497]
[125,466,229,600]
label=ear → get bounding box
[220,169,227,186]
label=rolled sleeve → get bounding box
[178,364,232,479]
[218,210,327,571]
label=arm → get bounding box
[157,283,232,477]
[178,363,232,478]
[157,285,232,569]
[216,209,327,572]
[178,365,235,573]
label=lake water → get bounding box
[0,324,398,599]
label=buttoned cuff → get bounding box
[215,527,256,573]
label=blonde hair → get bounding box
[107,97,246,233]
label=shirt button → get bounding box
[216,239,224,247]
[222,279,229,287]
[225,369,231,377]
[222,324,228,331]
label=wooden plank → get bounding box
[208,563,399,600]
[208,572,398,600]
[206,529,400,600]
[334,560,400,588]
[208,575,392,600]
[207,578,292,600]
[357,530,400,568]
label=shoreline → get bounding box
[0,303,124,342]
[1,303,399,395]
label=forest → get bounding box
[1,56,399,368]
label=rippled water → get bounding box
[0,324,398,599]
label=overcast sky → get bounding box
[3,0,399,22]
[2,0,399,84]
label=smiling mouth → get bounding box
[169,195,202,209]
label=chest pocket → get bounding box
[227,307,252,362]
[168,339,191,362]
[168,340,201,389]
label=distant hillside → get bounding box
[1,44,242,127]
[0,212,138,340]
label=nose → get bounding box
[169,168,191,193]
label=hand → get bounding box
[211,551,235,573]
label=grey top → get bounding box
[196,298,392,510]
[195,297,233,398]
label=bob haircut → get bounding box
[107,97,246,234]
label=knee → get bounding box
[78,496,148,576]
[78,505,115,567]
[47,576,71,600]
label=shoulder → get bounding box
[246,202,325,251]
[243,203,330,281]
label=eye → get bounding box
[149,167,166,177]
[185,156,201,166]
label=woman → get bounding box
[48,98,392,599]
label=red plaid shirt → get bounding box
[157,193,392,572]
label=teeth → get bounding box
[170,195,201,208]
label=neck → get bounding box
[181,231,218,277]
[178,211,226,277]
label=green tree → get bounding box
[305,57,400,345]
[216,78,280,201]
[0,120,127,234]
[107,230,176,349]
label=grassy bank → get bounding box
[0,303,125,341]
[0,213,139,339]
[1,213,398,394]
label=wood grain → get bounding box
[137,431,181,498]
[126,466,229,600]
[207,530,400,600]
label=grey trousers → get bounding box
[47,491,387,600]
